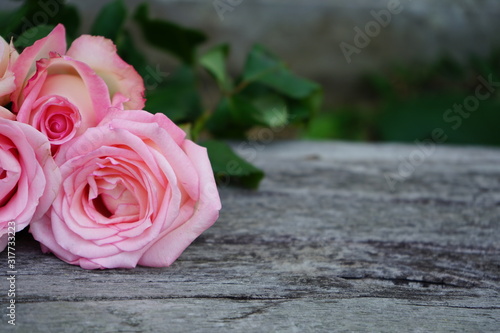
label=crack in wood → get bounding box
[338,276,466,288]
[410,303,500,310]
[221,300,289,321]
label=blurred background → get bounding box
[4,0,500,146]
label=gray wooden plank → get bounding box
[4,298,500,333]
[1,141,499,332]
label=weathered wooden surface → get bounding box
[1,141,499,332]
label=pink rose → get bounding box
[31,110,221,269]
[12,24,145,152]
[0,117,60,252]
[0,36,19,105]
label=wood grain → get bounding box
[1,141,499,332]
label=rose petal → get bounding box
[11,24,66,111]
[30,214,81,262]
[0,106,15,120]
[0,119,60,230]
[0,38,19,106]
[67,35,145,110]
[138,140,221,267]
[100,110,186,146]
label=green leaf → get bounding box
[242,45,320,99]
[199,44,231,89]
[206,98,246,138]
[287,87,323,122]
[251,94,288,128]
[206,93,289,138]
[145,66,202,123]
[230,93,289,128]
[201,140,264,189]
[228,94,262,126]
[14,24,55,48]
[91,0,127,42]
[133,3,206,64]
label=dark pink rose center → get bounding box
[45,110,72,138]
[32,95,82,146]
[92,194,113,218]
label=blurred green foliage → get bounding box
[0,0,323,189]
[5,0,494,190]
[305,52,500,146]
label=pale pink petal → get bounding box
[0,73,16,105]
[0,106,15,120]
[0,122,39,226]
[67,35,145,110]
[55,56,113,122]
[30,214,81,263]
[18,121,61,221]
[139,141,221,267]
[0,38,19,105]
[51,213,122,259]
[80,249,144,269]
[0,38,9,74]
[16,55,113,149]
[11,24,66,111]
[110,93,128,110]
[99,110,186,151]
[8,40,19,67]
[0,119,60,229]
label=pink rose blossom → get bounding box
[11,24,145,152]
[0,117,60,252]
[0,36,19,106]
[30,110,221,269]
[15,53,112,153]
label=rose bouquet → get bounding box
[0,24,221,269]
[0,0,322,269]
